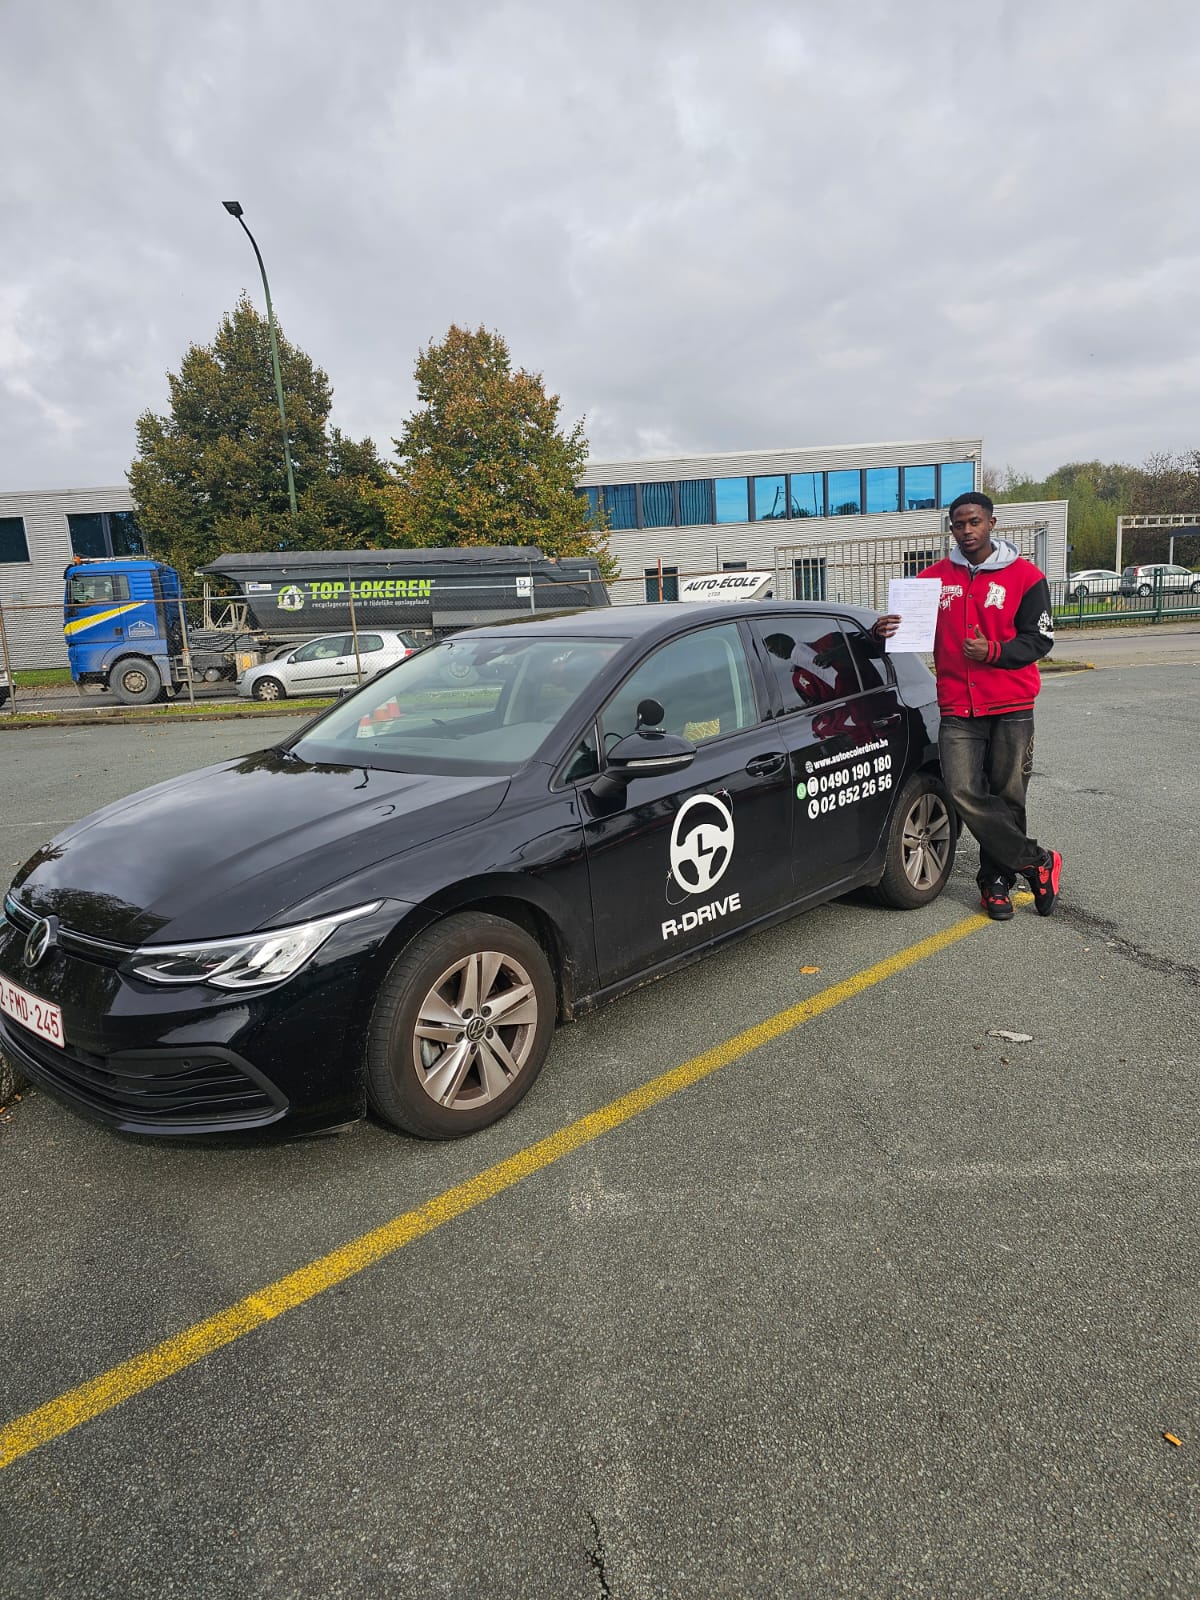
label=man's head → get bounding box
[763,632,794,660]
[948,491,996,563]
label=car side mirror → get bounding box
[590,728,695,802]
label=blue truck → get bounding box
[64,548,610,704]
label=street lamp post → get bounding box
[222,201,299,521]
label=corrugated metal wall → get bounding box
[607,498,1069,606]
[0,485,134,668]
[579,436,983,485]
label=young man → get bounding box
[873,492,1062,920]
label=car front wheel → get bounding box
[867,773,956,909]
[366,912,556,1138]
[252,676,286,702]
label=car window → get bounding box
[560,723,601,784]
[599,622,757,746]
[356,635,385,654]
[293,636,348,663]
[751,616,868,712]
[293,634,622,775]
[838,621,892,691]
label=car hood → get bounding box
[10,751,510,945]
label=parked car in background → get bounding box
[1066,568,1122,598]
[0,662,9,709]
[1,602,953,1143]
[237,630,421,701]
[1119,564,1200,597]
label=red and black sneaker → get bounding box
[1024,849,1062,916]
[979,879,1015,921]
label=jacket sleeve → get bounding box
[989,577,1055,668]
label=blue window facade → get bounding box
[640,482,674,529]
[753,476,788,521]
[589,456,976,532]
[865,467,899,514]
[604,484,638,530]
[939,462,976,505]
[789,473,824,518]
[903,466,936,510]
[678,480,711,525]
[714,478,750,524]
[827,471,862,517]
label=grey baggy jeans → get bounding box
[938,712,1041,888]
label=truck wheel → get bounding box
[111,658,163,705]
[866,773,956,909]
[252,676,286,702]
[366,912,555,1138]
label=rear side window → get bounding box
[838,622,892,692]
[752,616,862,713]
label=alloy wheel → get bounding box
[900,791,953,891]
[411,949,540,1111]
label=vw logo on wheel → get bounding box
[669,794,735,898]
[23,916,57,971]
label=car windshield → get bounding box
[290,633,622,774]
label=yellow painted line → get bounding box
[0,906,997,1471]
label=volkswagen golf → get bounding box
[0,602,954,1142]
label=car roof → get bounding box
[459,599,883,646]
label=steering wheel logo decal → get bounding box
[668,793,735,899]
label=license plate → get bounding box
[0,974,65,1047]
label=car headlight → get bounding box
[126,901,382,989]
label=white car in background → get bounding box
[1065,568,1122,598]
[237,630,421,702]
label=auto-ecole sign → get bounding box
[677,571,774,602]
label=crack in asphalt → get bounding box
[587,1514,613,1597]
[1058,904,1200,989]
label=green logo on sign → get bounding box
[796,782,807,799]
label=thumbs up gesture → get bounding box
[962,623,990,662]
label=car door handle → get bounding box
[876,712,902,727]
[745,753,787,777]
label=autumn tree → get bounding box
[378,324,613,576]
[129,295,390,576]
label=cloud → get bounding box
[2,0,1198,491]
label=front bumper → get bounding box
[0,899,401,1138]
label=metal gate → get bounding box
[773,523,1048,610]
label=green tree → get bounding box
[129,295,390,577]
[378,324,614,577]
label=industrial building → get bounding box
[0,438,1067,667]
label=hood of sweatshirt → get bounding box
[950,535,1021,573]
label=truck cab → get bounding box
[64,558,184,703]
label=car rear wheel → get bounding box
[1137,583,1153,597]
[366,912,555,1138]
[252,676,286,702]
[1190,580,1200,594]
[867,773,956,909]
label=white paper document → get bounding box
[884,578,942,652]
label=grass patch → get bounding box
[13,667,73,688]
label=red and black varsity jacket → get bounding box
[920,540,1055,717]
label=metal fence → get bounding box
[0,573,613,714]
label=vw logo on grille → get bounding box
[23,916,58,970]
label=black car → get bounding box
[0,602,955,1142]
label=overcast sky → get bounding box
[4,0,1198,493]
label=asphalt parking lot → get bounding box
[1,658,1198,1599]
